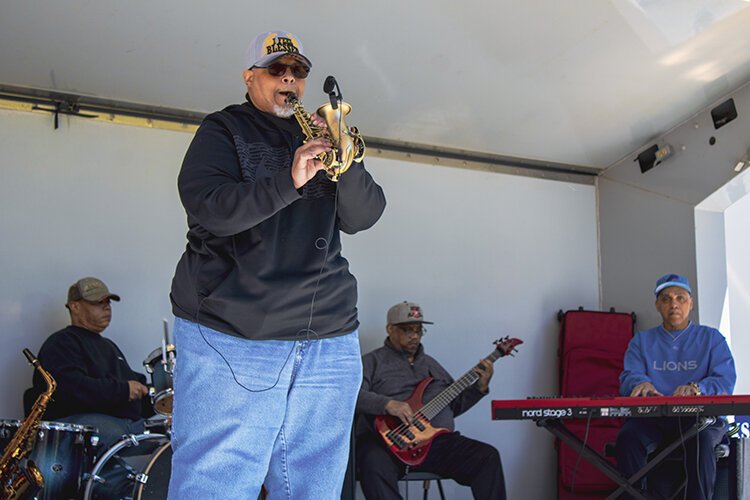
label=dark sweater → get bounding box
[32,326,146,420]
[356,339,487,433]
[170,98,385,340]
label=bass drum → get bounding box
[83,433,170,500]
[132,440,171,499]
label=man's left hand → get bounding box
[474,359,494,393]
[310,113,328,130]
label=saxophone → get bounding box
[0,349,56,500]
[286,95,366,182]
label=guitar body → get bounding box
[374,378,451,467]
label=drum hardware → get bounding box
[83,433,169,500]
[143,347,175,416]
[143,414,171,436]
[144,320,177,417]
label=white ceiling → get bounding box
[2,0,750,169]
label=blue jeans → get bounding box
[167,318,362,499]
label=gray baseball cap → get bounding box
[67,277,121,303]
[246,30,312,69]
[387,301,434,325]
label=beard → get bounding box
[272,104,294,118]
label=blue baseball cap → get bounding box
[654,274,692,296]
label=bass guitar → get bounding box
[374,337,522,466]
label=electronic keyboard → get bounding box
[491,394,750,420]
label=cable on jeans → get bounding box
[195,296,295,393]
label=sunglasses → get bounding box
[395,324,426,337]
[260,62,310,79]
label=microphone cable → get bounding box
[569,410,593,500]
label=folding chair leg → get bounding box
[436,479,445,500]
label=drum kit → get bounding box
[1,322,177,500]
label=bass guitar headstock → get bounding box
[494,336,523,357]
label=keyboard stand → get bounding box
[606,416,712,500]
[536,416,711,500]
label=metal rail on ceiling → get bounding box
[0,83,599,184]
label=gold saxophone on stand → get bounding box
[286,94,366,182]
[0,349,56,499]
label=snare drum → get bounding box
[83,433,170,500]
[0,419,98,500]
[143,345,176,416]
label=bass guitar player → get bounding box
[355,301,511,500]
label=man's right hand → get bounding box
[128,380,149,401]
[385,400,414,425]
[630,381,663,397]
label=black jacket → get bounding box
[32,326,147,420]
[170,98,385,340]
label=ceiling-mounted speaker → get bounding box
[711,98,737,130]
[636,145,659,173]
[636,144,673,173]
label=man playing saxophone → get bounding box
[168,30,385,499]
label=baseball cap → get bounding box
[246,31,312,69]
[654,273,692,296]
[67,277,121,303]
[387,301,434,325]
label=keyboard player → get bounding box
[616,273,736,500]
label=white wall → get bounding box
[694,208,728,331]
[0,109,189,415]
[725,190,750,394]
[694,166,750,392]
[0,108,599,499]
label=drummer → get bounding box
[28,277,151,450]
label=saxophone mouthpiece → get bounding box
[285,93,298,105]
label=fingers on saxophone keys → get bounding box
[305,138,332,154]
[310,114,328,128]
